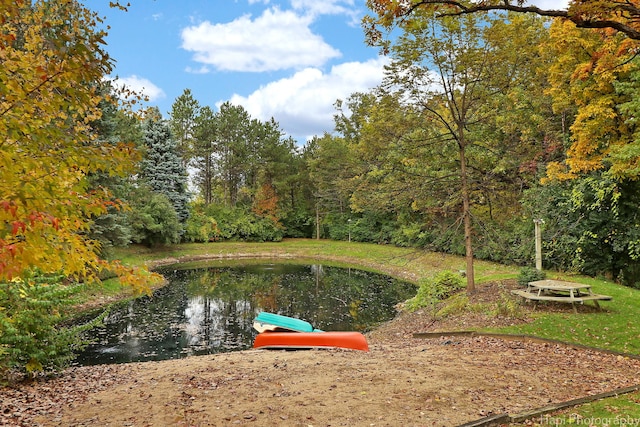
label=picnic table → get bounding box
[511,279,612,313]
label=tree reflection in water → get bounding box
[75,263,415,365]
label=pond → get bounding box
[74,262,416,366]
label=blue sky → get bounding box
[88,0,568,142]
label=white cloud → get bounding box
[109,75,166,101]
[525,0,569,9]
[228,57,390,139]
[181,8,341,72]
[185,65,211,74]
[291,0,359,22]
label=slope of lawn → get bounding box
[491,275,640,354]
[112,238,517,285]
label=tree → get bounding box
[127,185,182,247]
[370,10,551,291]
[364,0,640,46]
[306,133,355,238]
[169,88,200,167]
[216,102,253,206]
[543,19,640,181]
[524,174,640,287]
[0,0,151,290]
[366,0,640,179]
[139,108,190,226]
[88,82,145,255]
[251,118,300,227]
[532,19,640,284]
[253,182,280,225]
[192,105,218,205]
[172,93,314,240]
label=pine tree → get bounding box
[169,88,201,168]
[139,108,190,226]
[88,83,143,254]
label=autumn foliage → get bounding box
[0,0,153,292]
[253,182,281,225]
[543,20,640,181]
[364,1,640,43]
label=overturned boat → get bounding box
[253,331,369,352]
[252,312,368,351]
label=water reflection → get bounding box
[75,263,415,365]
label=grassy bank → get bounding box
[498,275,640,354]
[113,238,518,284]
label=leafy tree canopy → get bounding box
[0,0,157,291]
[364,0,640,48]
[543,19,640,181]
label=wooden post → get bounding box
[534,219,543,271]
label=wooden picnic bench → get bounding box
[511,279,612,313]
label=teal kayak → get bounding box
[253,312,323,333]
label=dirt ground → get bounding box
[2,283,640,427]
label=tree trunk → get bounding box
[316,203,321,239]
[205,155,212,205]
[459,141,476,292]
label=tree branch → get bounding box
[403,1,640,40]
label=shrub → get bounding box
[435,293,470,318]
[493,293,524,318]
[184,210,220,242]
[0,272,105,382]
[517,267,546,287]
[405,270,466,312]
[127,187,182,247]
[204,205,284,242]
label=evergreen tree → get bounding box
[139,108,190,226]
[169,88,201,167]
[89,82,143,254]
[216,102,253,206]
[192,105,218,205]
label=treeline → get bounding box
[93,92,314,248]
[96,12,640,288]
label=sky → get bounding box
[88,0,569,143]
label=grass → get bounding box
[105,239,640,425]
[491,275,640,354]
[112,238,517,285]
[508,391,640,426]
[492,274,640,425]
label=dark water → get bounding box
[74,263,416,366]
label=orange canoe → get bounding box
[253,331,369,352]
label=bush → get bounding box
[405,270,466,312]
[128,187,182,247]
[281,208,313,238]
[493,292,524,318]
[517,267,546,287]
[435,293,470,318]
[0,272,105,382]
[184,209,220,242]
[198,204,284,242]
